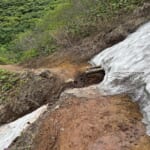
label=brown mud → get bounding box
[9,86,150,150]
[33,87,150,150]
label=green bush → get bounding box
[20,49,38,62]
[0,0,62,62]
[0,57,9,65]
[0,69,19,92]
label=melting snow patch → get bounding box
[91,21,150,135]
[0,105,47,150]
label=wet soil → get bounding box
[32,86,150,150]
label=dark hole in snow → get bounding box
[73,66,105,88]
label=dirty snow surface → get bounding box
[0,105,47,150]
[91,22,150,135]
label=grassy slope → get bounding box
[0,0,68,63]
[0,0,147,64]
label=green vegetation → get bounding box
[0,0,60,63]
[0,69,19,102]
[0,0,147,63]
[0,0,50,45]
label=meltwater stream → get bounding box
[91,21,150,135]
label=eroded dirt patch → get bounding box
[32,87,150,150]
[0,65,24,72]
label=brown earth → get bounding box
[3,1,148,126]
[0,65,24,72]
[0,62,96,125]
[0,62,90,80]
[31,86,150,150]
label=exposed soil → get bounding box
[31,86,150,150]
[0,65,24,72]
[0,62,103,125]
[0,62,90,80]
[8,86,150,150]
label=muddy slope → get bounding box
[33,87,150,150]
[9,86,150,150]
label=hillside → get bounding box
[0,0,150,150]
[0,0,67,63]
[0,0,149,64]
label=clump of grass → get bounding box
[0,69,19,103]
[0,57,9,65]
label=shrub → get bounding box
[0,0,148,63]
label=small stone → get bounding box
[55,105,60,110]
[60,128,65,132]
